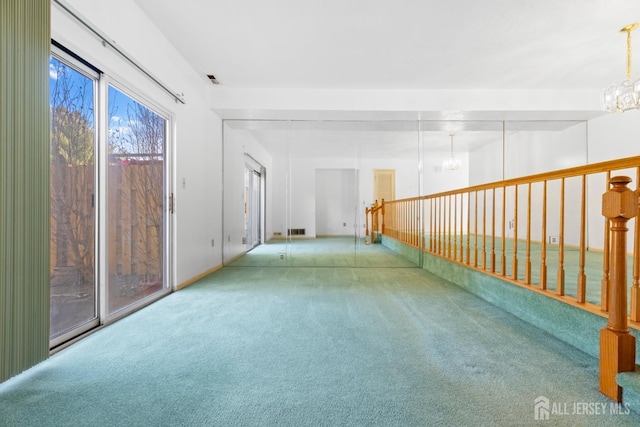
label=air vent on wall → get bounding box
[287,228,306,236]
[206,74,219,85]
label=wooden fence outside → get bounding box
[50,162,163,284]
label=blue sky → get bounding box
[49,55,164,156]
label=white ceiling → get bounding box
[134,0,639,91]
[133,0,640,155]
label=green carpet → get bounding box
[232,237,418,268]
[1,238,639,426]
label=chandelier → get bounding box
[442,133,461,171]
[603,23,640,112]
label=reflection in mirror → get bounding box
[222,119,588,269]
[222,120,422,268]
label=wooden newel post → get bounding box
[381,199,385,235]
[600,176,637,402]
[365,205,370,238]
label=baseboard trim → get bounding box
[177,264,223,290]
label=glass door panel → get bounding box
[244,167,262,251]
[107,86,166,314]
[49,54,99,340]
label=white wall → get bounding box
[269,156,419,239]
[316,169,357,236]
[422,151,469,194]
[586,113,640,251]
[53,0,223,287]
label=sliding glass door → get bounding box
[49,50,99,343]
[107,85,168,315]
[245,166,262,251]
[49,47,172,346]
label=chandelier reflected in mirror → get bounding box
[442,133,461,171]
[603,23,640,112]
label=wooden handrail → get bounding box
[385,155,640,201]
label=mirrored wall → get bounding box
[222,119,588,268]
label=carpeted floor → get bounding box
[1,238,639,426]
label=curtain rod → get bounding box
[53,0,186,105]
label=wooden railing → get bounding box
[371,155,640,402]
[365,199,384,244]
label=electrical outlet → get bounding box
[211,239,215,247]
[549,236,558,244]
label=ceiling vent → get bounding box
[206,74,219,85]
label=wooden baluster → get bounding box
[578,175,587,303]
[474,191,478,267]
[405,201,409,244]
[482,190,487,269]
[453,194,458,260]
[438,197,442,255]
[370,203,375,242]
[632,167,640,321]
[540,180,547,290]
[411,200,418,246]
[365,206,370,239]
[599,176,637,402]
[405,201,408,244]
[433,198,440,254]
[430,199,434,252]
[404,201,407,244]
[466,192,471,265]
[411,200,415,246]
[459,193,464,261]
[436,198,440,253]
[447,195,451,259]
[501,186,507,276]
[491,188,496,273]
[400,202,409,243]
[400,202,403,243]
[413,200,417,246]
[376,207,379,240]
[512,185,518,281]
[381,199,385,238]
[557,178,565,296]
[525,183,532,284]
[524,183,531,285]
[602,171,612,311]
[415,200,419,247]
[409,201,412,245]
[374,200,379,240]
[420,199,425,251]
